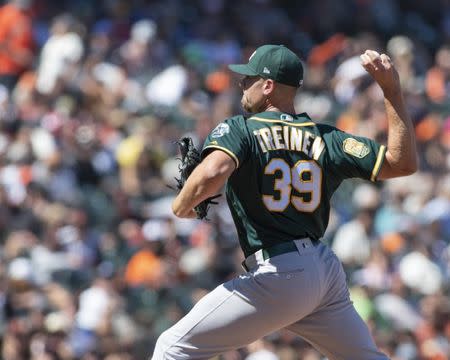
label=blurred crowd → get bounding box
[0,0,450,359]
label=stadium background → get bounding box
[0,0,449,359]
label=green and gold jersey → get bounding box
[202,111,386,257]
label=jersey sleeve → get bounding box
[201,117,249,168]
[323,127,386,182]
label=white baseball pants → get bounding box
[151,239,388,360]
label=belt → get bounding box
[261,241,298,260]
[242,238,319,272]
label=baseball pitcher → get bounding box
[152,45,417,360]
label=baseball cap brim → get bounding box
[228,64,259,76]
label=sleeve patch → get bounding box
[343,138,370,158]
[211,123,230,138]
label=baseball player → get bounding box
[152,45,417,359]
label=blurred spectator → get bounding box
[332,183,380,266]
[35,13,84,95]
[0,0,34,92]
[69,277,117,357]
[425,45,450,104]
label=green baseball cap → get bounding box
[228,44,303,88]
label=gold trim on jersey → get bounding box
[248,117,315,127]
[203,145,240,168]
[370,145,386,182]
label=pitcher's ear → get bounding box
[262,78,275,95]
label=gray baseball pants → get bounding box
[151,239,388,360]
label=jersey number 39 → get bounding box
[262,158,322,213]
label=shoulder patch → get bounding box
[280,114,293,122]
[343,138,370,158]
[211,123,230,138]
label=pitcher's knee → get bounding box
[152,330,178,360]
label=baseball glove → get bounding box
[172,137,220,220]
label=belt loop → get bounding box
[294,238,314,254]
[254,249,264,264]
[242,249,264,272]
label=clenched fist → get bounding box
[360,50,400,97]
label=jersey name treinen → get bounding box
[253,125,325,160]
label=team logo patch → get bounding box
[343,138,370,158]
[280,114,293,121]
[211,123,230,138]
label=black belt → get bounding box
[242,238,319,271]
[261,241,299,260]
